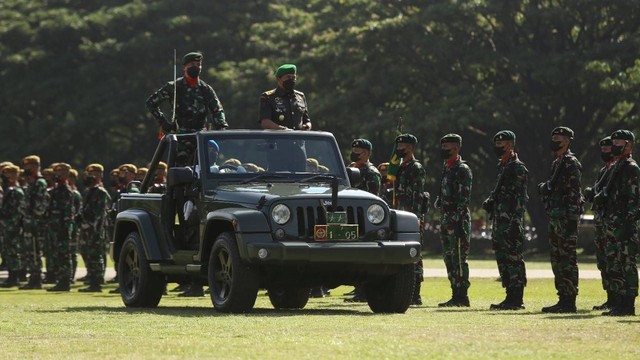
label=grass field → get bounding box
[1,276,639,359]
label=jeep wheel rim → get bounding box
[123,245,140,296]
[213,248,232,301]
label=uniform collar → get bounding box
[185,75,198,88]
[446,155,460,169]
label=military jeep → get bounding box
[113,130,421,313]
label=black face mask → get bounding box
[350,152,361,162]
[600,151,613,162]
[549,140,562,152]
[493,146,506,157]
[283,79,296,92]
[83,176,95,187]
[186,66,201,78]
[53,174,61,183]
[611,144,625,156]
[440,149,452,160]
[23,169,33,177]
[395,149,406,159]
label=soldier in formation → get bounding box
[0,164,25,287]
[435,134,472,307]
[483,131,528,310]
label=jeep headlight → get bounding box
[271,204,291,225]
[367,204,385,225]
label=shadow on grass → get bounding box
[34,305,372,317]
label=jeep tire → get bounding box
[119,232,165,308]
[267,287,311,310]
[208,232,259,313]
[366,264,415,313]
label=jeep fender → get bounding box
[389,209,420,240]
[202,208,271,261]
[114,209,169,261]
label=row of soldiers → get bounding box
[348,127,638,316]
[0,158,168,293]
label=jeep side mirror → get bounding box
[167,167,194,186]
[346,167,361,187]
[127,180,141,193]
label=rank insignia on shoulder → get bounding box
[265,89,275,95]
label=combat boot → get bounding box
[43,273,57,284]
[541,296,564,313]
[455,287,470,307]
[490,288,511,310]
[438,289,457,307]
[593,291,615,311]
[178,284,205,297]
[78,284,103,293]
[18,270,28,282]
[542,294,576,313]
[607,296,636,316]
[411,282,422,306]
[602,294,623,316]
[47,279,70,292]
[0,271,20,288]
[504,287,525,310]
[19,274,43,290]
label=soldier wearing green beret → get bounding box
[539,126,583,313]
[435,133,473,307]
[146,51,228,135]
[259,64,312,130]
[598,129,639,316]
[483,131,529,310]
[582,136,616,310]
[392,133,427,305]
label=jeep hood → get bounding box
[211,183,379,204]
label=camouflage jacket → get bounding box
[82,185,111,228]
[49,183,74,223]
[72,188,82,222]
[146,77,227,132]
[259,87,310,130]
[0,185,25,229]
[590,161,615,220]
[439,156,472,217]
[543,150,583,220]
[394,158,427,216]
[24,176,49,220]
[488,152,528,222]
[354,161,381,196]
[603,155,640,225]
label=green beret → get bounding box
[275,64,296,77]
[611,129,635,142]
[182,52,202,65]
[493,130,515,142]
[599,136,612,147]
[440,133,462,145]
[351,139,372,151]
[551,126,574,139]
[395,134,418,145]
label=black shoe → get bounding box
[171,283,189,293]
[411,295,423,306]
[438,289,457,307]
[0,271,20,288]
[47,282,70,292]
[178,286,205,297]
[18,270,28,282]
[309,287,325,298]
[109,287,121,294]
[344,295,368,303]
[490,289,510,310]
[78,285,103,293]
[542,295,576,313]
[593,291,614,311]
[43,274,57,284]
[606,295,635,316]
[499,287,525,310]
[19,276,43,290]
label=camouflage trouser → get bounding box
[22,221,45,277]
[80,225,105,285]
[70,223,79,279]
[440,212,471,290]
[44,226,58,277]
[491,219,527,288]
[51,221,73,283]
[2,226,22,271]
[604,220,639,297]
[548,217,579,296]
[593,218,610,291]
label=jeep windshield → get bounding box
[199,131,348,184]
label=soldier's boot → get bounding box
[47,278,71,292]
[438,289,457,307]
[490,288,511,310]
[344,285,367,303]
[541,296,564,313]
[454,287,470,307]
[18,269,28,282]
[602,294,622,316]
[78,284,103,293]
[543,294,576,313]
[593,291,615,311]
[411,282,422,306]
[607,296,636,316]
[19,274,43,290]
[108,286,121,294]
[504,287,525,310]
[43,273,57,285]
[309,286,325,298]
[0,271,20,288]
[178,284,205,297]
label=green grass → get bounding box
[1,278,638,359]
[423,253,600,271]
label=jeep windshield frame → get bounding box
[196,130,350,188]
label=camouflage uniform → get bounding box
[259,87,311,130]
[438,156,473,294]
[355,161,381,197]
[0,181,25,285]
[603,154,640,306]
[21,174,49,287]
[487,152,528,290]
[48,182,74,290]
[80,185,111,288]
[70,187,82,281]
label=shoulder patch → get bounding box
[264,89,276,96]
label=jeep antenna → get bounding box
[171,48,179,131]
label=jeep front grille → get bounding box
[296,206,365,238]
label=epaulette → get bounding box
[264,89,276,96]
[294,89,305,95]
